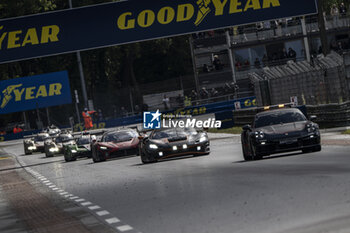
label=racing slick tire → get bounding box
[243,143,262,161]
[24,149,32,155]
[312,145,322,152]
[45,148,54,158]
[92,147,106,163]
[64,150,76,162]
[140,151,157,164]
[45,152,54,158]
[242,143,253,161]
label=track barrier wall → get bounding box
[1,97,256,142]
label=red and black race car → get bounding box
[91,128,140,163]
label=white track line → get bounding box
[106,217,120,224]
[88,205,101,210]
[96,210,110,216]
[17,155,138,233]
[116,225,133,232]
[75,198,85,202]
[81,202,92,206]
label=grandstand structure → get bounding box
[190,15,350,100]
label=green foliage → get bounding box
[342,129,350,134]
[323,0,350,12]
[0,0,193,127]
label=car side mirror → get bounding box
[309,115,317,121]
[138,135,148,140]
[242,125,251,131]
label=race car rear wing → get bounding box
[72,129,106,137]
[136,126,153,135]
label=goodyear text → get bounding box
[117,0,281,29]
[0,25,60,50]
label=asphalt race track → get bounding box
[2,136,350,233]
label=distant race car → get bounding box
[91,129,140,163]
[139,127,210,164]
[44,125,61,137]
[23,133,50,155]
[44,132,75,157]
[241,105,321,161]
[63,133,101,162]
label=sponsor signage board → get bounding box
[0,0,318,63]
[0,71,72,114]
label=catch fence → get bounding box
[249,52,349,106]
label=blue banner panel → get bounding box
[0,71,72,114]
[1,97,256,141]
[215,111,235,129]
[0,0,317,63]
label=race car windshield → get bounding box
[60,135,74,142]
[103,131,136,142]
[77,137,90,145]
[151,128,197,139]
[255,111,307,128]
[34,135,49,142]
[49,130,59,134]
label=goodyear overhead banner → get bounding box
[0,0,318,63]
[0,71,72,114]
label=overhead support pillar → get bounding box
[69,0,88,108]
[226,31,237,84]
[301,17,311,63]
[189,36,200,95]
[317,0,329,56]
[46,108,51,126]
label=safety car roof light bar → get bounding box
[257,103,293,113]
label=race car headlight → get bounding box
[149,144,158,150]
[71,150,77,153]
[306,124,317,133]
[28,146,36,150]
[255,131,265,139]
[199,135,208,143]
[100,146,108,150]
[49,148,59,152]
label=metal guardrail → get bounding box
[232,102,350,128]
[249,52,349,106]
[307,102,350,128]
[193,15,350,47]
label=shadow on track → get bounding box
[130,154,209,166]
[0,159,65,172]
[233,151,307,163]
[84,155,138,165]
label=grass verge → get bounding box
[342,129,350,135]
